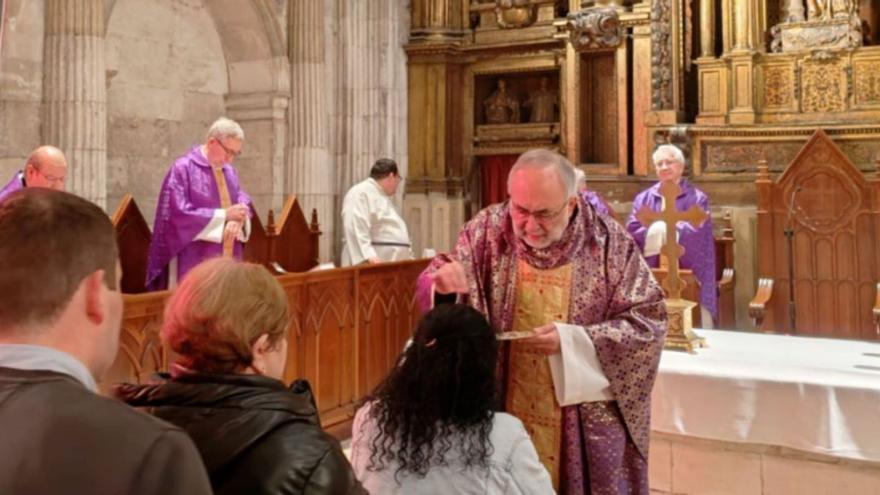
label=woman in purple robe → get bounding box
[626,144,717,324]
[146,118,252,291]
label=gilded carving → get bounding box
[772,16,862,53]
[855,63,880,105]
[801,57,847,113]
[763,66,793,108]
[495,0,536,29]
[700,139,880,174]
[651,0,673,110]
[557,7,622,50]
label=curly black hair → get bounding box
[361,304,499,479]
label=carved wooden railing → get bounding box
[101,259,431,438]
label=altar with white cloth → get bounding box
[648,329,880,495]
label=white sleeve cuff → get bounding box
[548,322,614,406]
[194,209,226,243]
[238,215,251,242]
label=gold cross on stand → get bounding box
[635,180,708,352]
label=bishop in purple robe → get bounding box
[0,146,68,204]
[146,118,252,291]
[626,144,717,323]
[418,149,667,494]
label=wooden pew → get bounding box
[111,195,322,293]
[102,259,431,438]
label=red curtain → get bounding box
[479,155,518,209]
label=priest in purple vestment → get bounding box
[0,146,68,204]
[417,149,667,494]
[574,167,615,220]
[625,144,717,325]
[146,117,252,291]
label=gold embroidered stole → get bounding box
[505,259,572,490]
[212,167,234,257]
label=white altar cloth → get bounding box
[651,329,880,462]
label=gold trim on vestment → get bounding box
[505,260,572,490]
[212,167,234,257]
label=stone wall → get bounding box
[105,0,227,223]
[0,0,43,181]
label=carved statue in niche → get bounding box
[483,79,521,124]
[806,0,855,20]
[524,77,558,123]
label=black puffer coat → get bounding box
[117,373,365,495]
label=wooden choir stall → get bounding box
[749,130,880,340]
[106,195,429,437]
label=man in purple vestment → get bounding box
[574,167,615,220]
[625,144,717,325]
[0,146,68,204]
[417,149,667,494]
[146,117,252,291]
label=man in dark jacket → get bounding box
[0,188,212,495]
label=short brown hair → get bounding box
[161,258,290,374]
[0,189,118,330]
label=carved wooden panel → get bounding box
[111,194,152,294]
[273,196,321,272]
[755,130,880,339]
[108,259,431,434]
[99,292,170,392]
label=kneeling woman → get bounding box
[118,258,364,495]
[351,304,554,494]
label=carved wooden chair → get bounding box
[749,130,880,339]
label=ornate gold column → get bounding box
[404,0,467,255]
[700,0,715,57]
[695,0,728,124]
[43,0,107,207]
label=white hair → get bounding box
[573,167,586,188]
[652,144,685,165]
[507,149,577,197]
[205,117,245,142]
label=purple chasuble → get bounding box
[0,171,25,204]
[625,180,717,321]
[146,146,252,291]
[581,189,612,217]
[417,196,667,494]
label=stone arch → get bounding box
[103,0,289,220]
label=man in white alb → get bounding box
[340,158,413,266]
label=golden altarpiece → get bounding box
[404,0,880,337]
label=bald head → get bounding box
[25,146,68,191]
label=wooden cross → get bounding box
[635,180,708,300]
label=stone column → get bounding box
[42,0,107,207]
[288,0,335,262]
[332,0,410,261]
[732,1,751,50]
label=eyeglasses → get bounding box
[510,199,570,223]
[39,170,66,185]
[213,138,242,159]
